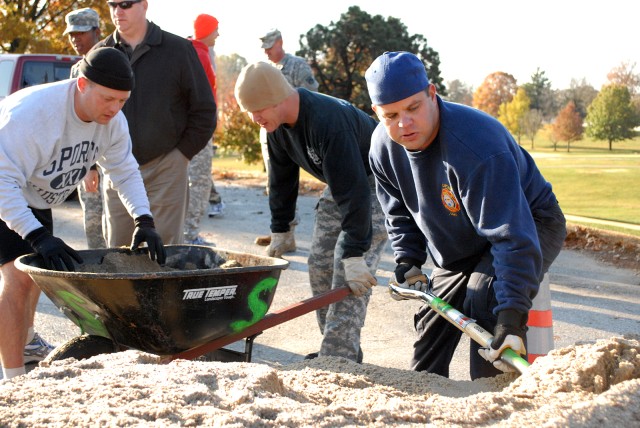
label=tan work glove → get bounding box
[478,309,527,373]
[343,257,377,296]
[266,231,296,258]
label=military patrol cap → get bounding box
[260,29,282,49]
[64,8,100,36]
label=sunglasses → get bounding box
[107,0,142,10]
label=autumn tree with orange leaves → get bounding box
[0,1,113,54]
[607,61,640,96]
[472,71,517,117]
[552,101,583,152]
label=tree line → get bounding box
[458,66,640,151]
[2,2,638,159]
[214,6,640,161]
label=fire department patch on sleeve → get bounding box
[441,184,460,214]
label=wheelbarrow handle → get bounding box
[389,283,530,374]
[166,285,352,362]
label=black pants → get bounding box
[0,207,53,266]
[411,201,567,379]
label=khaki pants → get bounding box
[103,148,189,247]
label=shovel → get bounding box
[388,282,530,374]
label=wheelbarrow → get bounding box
[15,245,351,363]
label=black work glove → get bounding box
[391,259,427,300]
[130,215,166,265]
[491,309,528,351]
[393,258,422,284]
[26,227,83,271]
[478,309,528,372]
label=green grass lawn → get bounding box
[214,156,265,174]
[532,154,640,221]
[213,135,640,236]
[529,136,639,236]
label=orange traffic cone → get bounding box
[526,273,554,363]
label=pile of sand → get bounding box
[1,336,638,427]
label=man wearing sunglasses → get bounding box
[96,0,217,247]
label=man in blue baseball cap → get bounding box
[365,51,567,380]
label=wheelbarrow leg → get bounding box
[243,333,258,362]
[198,333,262,363]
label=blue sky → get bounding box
[147,0,639,90]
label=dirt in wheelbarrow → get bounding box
[0,336,638,427]
[75,251,243,273]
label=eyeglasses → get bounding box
[107,0,142,10]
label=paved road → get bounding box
[23,181,640,381]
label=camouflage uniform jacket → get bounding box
[276,53,319,91]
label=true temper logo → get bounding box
[182,285,237,301]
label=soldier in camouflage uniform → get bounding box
[65,8,105,249]
[255,29,320,250]
[261,29,320,91]
[235,62,388,363]
[184,14,220,244]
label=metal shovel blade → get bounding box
[388,283,530,374]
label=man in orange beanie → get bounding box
[193,14,218,97]
[184,13,225,244]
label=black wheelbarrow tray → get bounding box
[15,245,350,363]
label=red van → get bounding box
[0,53,81,100]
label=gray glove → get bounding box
[343,257,376,296]
[390,263,429,300]
[266,231,296,258]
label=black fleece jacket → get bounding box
[97,21,216,165]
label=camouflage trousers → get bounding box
[209,180,222,204]
[78,172,106,249]
[184,142,214,241]
[209,143,222,204]
[308,176,388,361]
